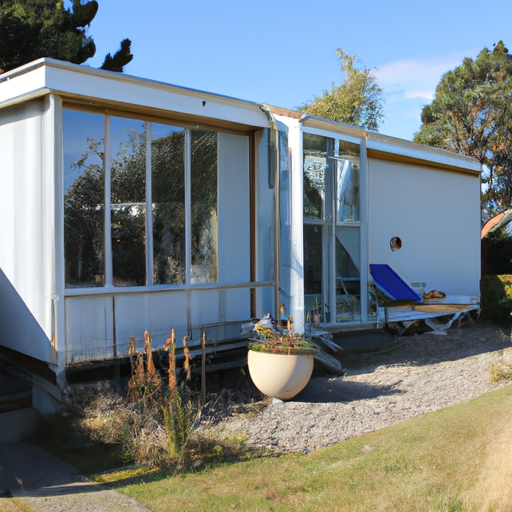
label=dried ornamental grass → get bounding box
[488,361,512,383]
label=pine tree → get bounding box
[414,41,512,211]
[0,0,133,73]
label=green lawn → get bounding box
[117,385,512,512]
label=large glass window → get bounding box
[337,141,360,222]
[191,130,218,283]
[303,133,334,323]
[304,225,323,323]
[335,142,361,322]
[303,133,329,220]
[64,110,222,289]
[335,227,361,322]
[64,110,105,288]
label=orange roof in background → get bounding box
[481,210,512,238]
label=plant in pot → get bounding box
[247,314,318,401]
[336,294,360,322]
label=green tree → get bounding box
[299,49,384,132]
[414,41,512,212]
[0,0,133,73]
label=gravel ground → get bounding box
[197,322,512,454]
[7,321,512,512]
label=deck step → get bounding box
[0,407,43,443]
[0,369,44,443]
[0,369,32,414]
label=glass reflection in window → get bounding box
[64,110,105,288]
[303,133,332,220]
[110,117,146,287]
[191,130,218,283]
[337,141,360,222]
[335,227,361,322]
[304,224,323,322]
[151,124,186,284]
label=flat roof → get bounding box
[0,58,270,132]
[0,59,482,174]
[269,108,481,175]
[365,131,481,174]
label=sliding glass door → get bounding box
[303,132,365,326]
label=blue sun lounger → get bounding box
[369,264,423,303]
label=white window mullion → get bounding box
[104,115,113,287]
[329,141,338,324]
[360,138,369,321]
[145,122,153,286]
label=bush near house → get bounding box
[481,229,512,275]
[480,275,512,323]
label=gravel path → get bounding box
[22,489,155,512]
[198,322,512,454]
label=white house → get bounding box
[0,59,481,408]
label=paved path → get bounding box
[0,441,154,511]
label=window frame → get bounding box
[63,107,245,296]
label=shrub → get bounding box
[124,330,198,466]
[480,275,512,323]
[488,362,512,383]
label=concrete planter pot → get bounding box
[247,349,315,401]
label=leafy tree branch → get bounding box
[298,49,384,132]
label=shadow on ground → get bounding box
[337,322,512,372]
[294,376,402,403]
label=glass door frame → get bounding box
[302,127,369,327]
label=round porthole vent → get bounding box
[390,237,402,251]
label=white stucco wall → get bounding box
[367,158,481,297]
[0,98,57,364]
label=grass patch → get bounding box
[116,385,512,512]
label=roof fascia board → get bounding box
[301,114,367,139]
[366,133,481,173]
[301,114,480,173]
[275,110,481,174]
[0,58,270,129]
[0,63,48,108]
[367,148,481,176]
[62,96,259,134]
[300,123,362,145]
[265,107,366,139]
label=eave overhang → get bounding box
[0,58,270,133]
[273,110,482,177]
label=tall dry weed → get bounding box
[73,330,201,469]
[162,333,197,458]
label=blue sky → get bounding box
[67,0,512,141]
